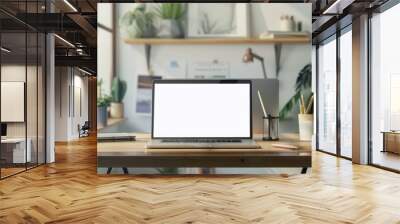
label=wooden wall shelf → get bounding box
[124,37,310,45]
[123,36,310,76]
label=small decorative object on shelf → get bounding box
[263,114,280,141]
[280,14,299,32]
[280,15,292,32]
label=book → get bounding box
[259,31,310,39]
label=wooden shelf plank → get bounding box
[124,37,310,45]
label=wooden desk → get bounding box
[98,134,311,174]
[382,131,400,154]
[1,138,32,165]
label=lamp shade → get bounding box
[242,48,254,63]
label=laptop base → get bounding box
[145,139,260,149]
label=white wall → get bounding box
[110,3,311,133]
[55,67,89,141]
[55,67,69,141]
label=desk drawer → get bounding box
[384,133,400,154]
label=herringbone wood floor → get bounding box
[1,136,400,224]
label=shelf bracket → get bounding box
[274,44,282,77]
[145,44,151,74]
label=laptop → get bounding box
[146,80,260,149]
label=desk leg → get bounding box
[107,167,112,174]
[382,133,386,152]
[106,167,128,174]
[301,167,307,174]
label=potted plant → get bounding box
[97,94,111,129]
[155,3,185,38]
[120,4,156,38]
[298,94,314,141]
[110,76,127,118]
[279,64,314,141]
[97,79,110,128]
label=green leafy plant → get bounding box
[120,5,155,38]
[111,77,127,103]
[97,78,111,107]
[97,78,103,97]
[279,64,313,119]
[97,95,112,107]
[155,3,185,20]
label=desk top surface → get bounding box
[381,131,400,134]
[1,138,27,143]
[98,133,311,157]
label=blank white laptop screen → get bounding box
[152,82,251,138]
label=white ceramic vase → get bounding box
[298,114,313,141]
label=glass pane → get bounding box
[317,37,337,154]
[38,33,46,165]
[27,31,38,169]
[1,31,27,177]
[340,29,352,158]
[371,4,400,171]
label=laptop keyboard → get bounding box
[162,139,242,143]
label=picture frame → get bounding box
[135,75,162,115]
[187,3,249,38]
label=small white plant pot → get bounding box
[157,19,182,38]
[110,102,124,118]
[298,114,313,141]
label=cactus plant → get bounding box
[111,77,127,103]
[155,3,185,20]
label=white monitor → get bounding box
[152,80,252,139]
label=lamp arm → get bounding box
[254,55,268,79]
[260,59,268,79]
[252,53,267,79]
[252,53,263,61]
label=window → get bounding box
[317,36,337,154]
[370,3,400,171]
[339,28,352,158]
[97,3,114,96]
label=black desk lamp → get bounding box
[242,48,268,79]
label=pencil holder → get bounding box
[263,115,279,141]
